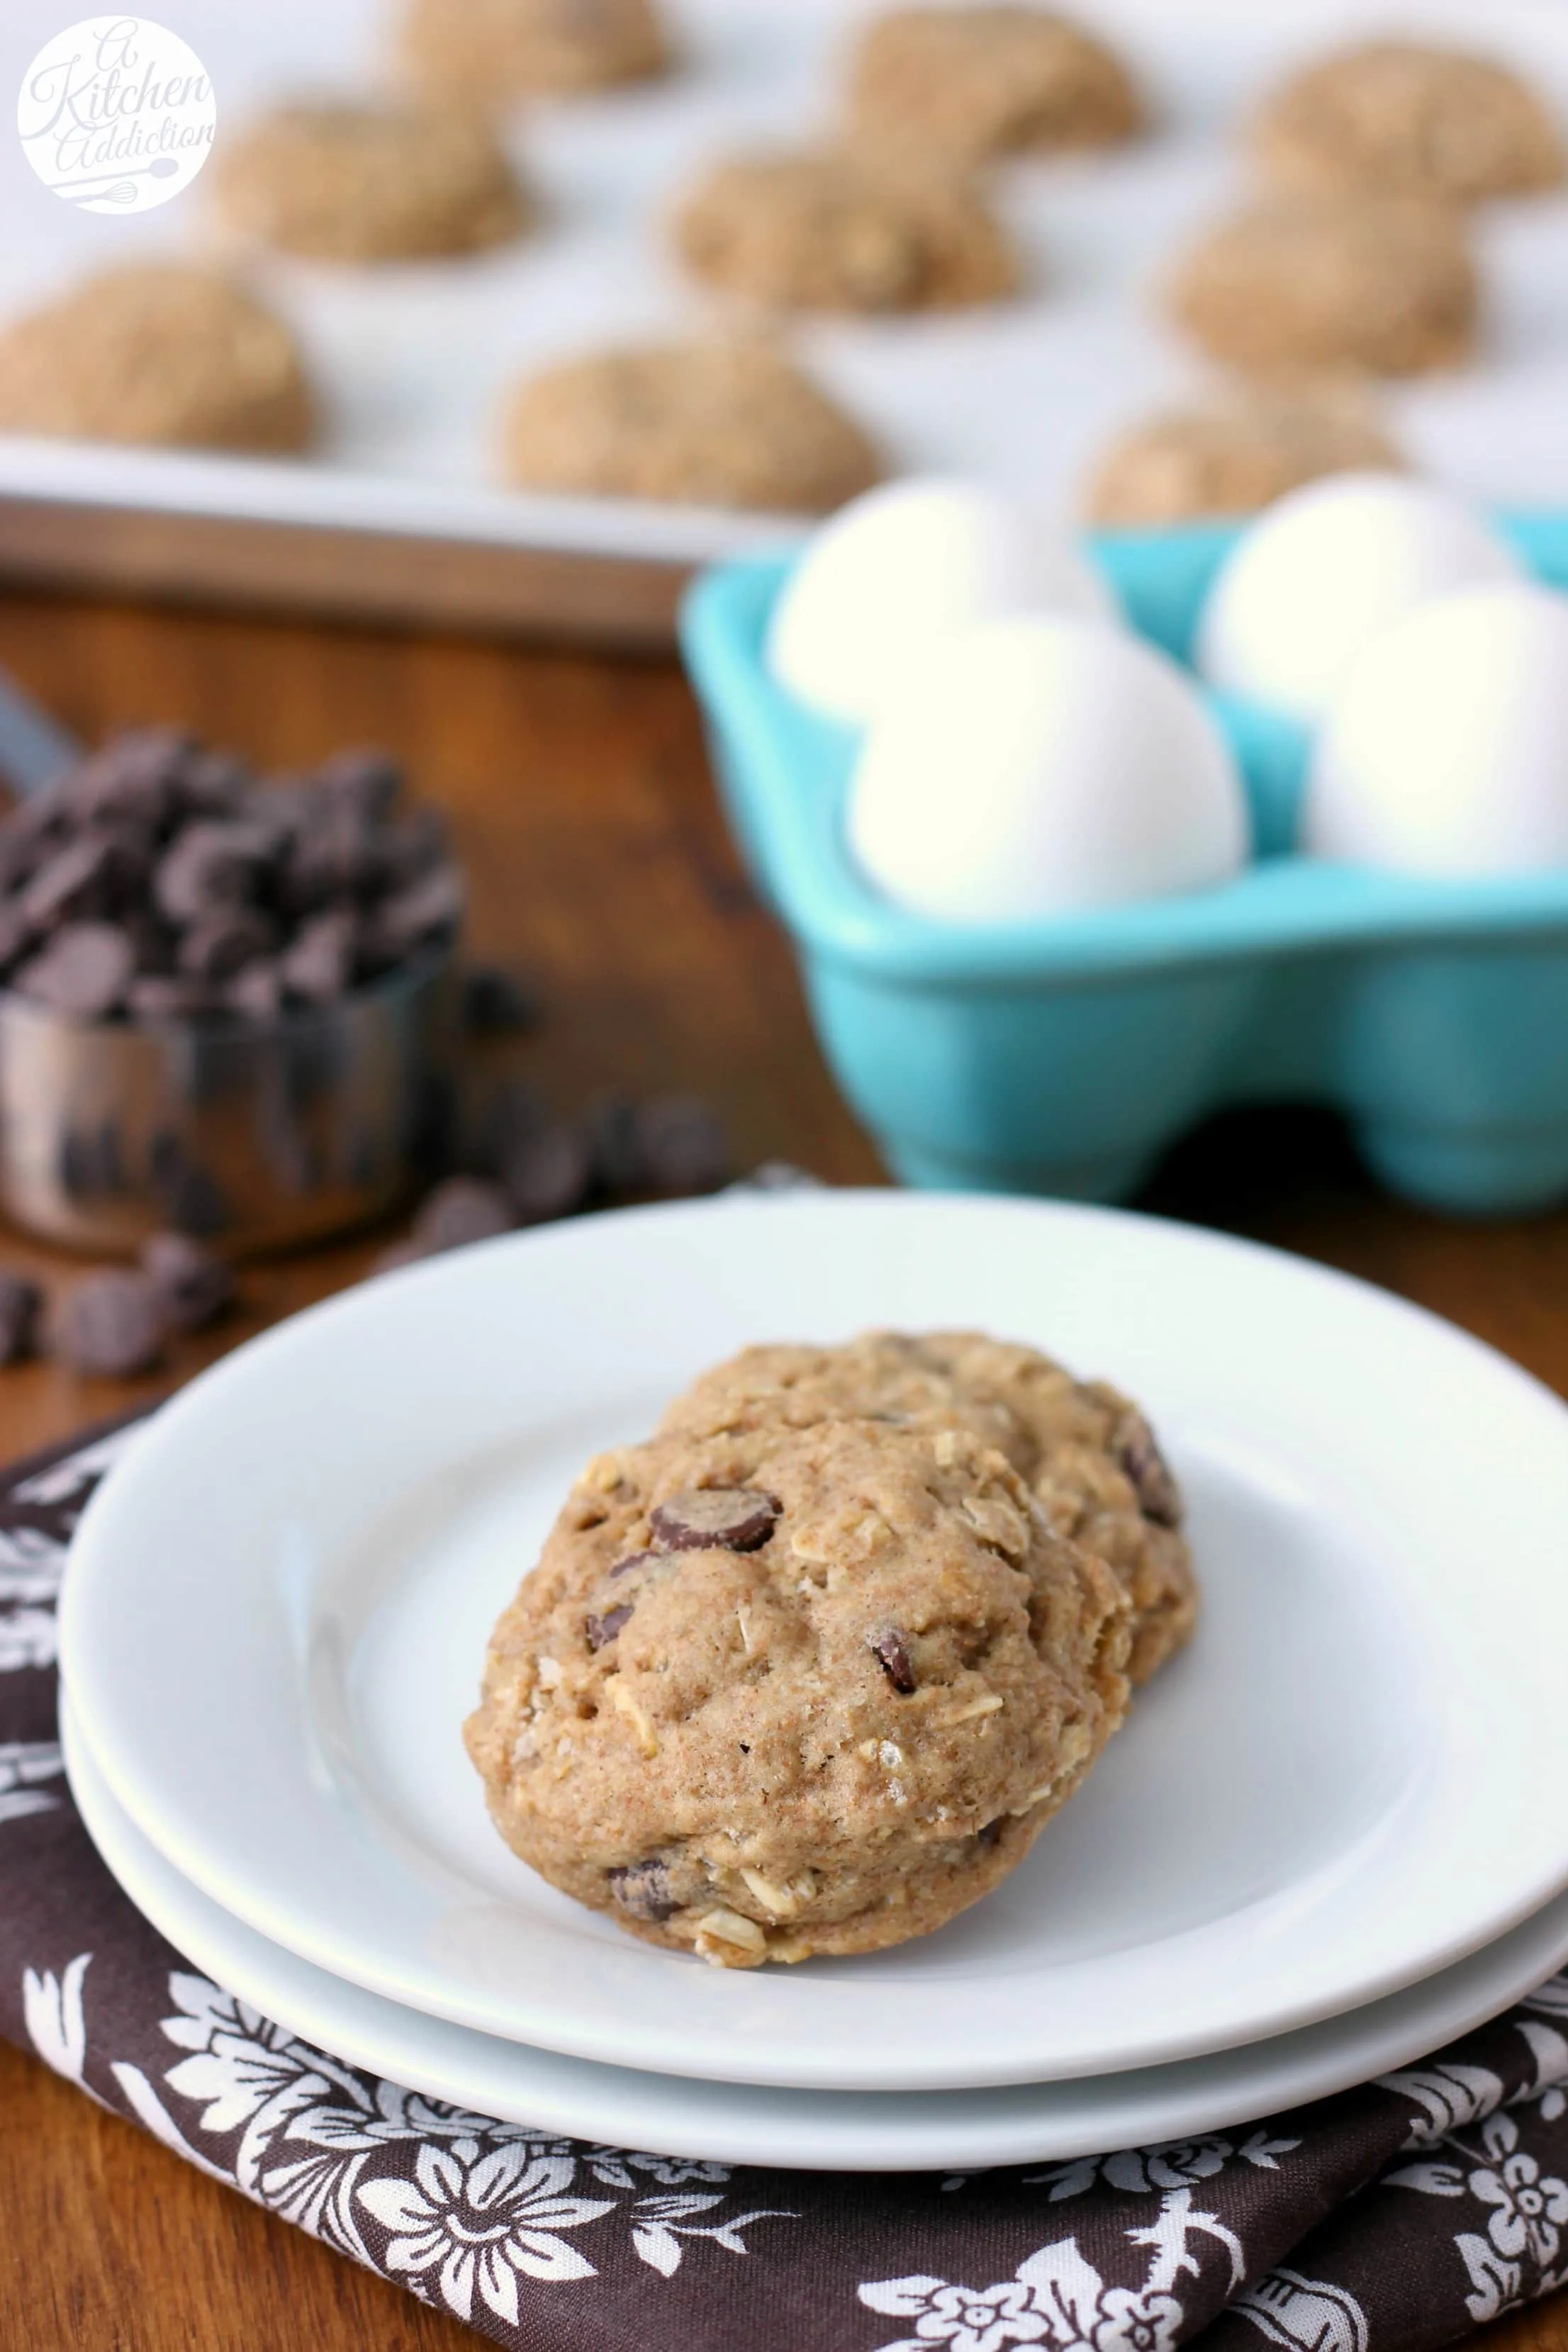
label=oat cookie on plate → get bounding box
[466,1414,1130,1965]
[664,1331,1197,1686]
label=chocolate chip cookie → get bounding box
[0,266,313,452]
[501,341,883,512]
[399,0,669,101]
[664,1332,1196,1687]
[671,148,1020,313]
[212,101,530,262]
[1085,386,1404,526]
[466,1413,1130,1965]
[1167,195,1479,377]
[846,4,1144,162]
[1253,40,1564,206]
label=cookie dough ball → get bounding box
[847,4,1144,163]
[671,149,1019,314]
[663,1331,1197,1687]
[1086,388,1404,526]
[211,101,530,262]
[501,342,883,513]
[1253,41,1564,206]
[466,1416,1131,1964]
[400,0,668,101]
[1167,196,1478,377]
[0,266,313,453]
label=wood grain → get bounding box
[0,495,694,647]
[0,586,1564,2352]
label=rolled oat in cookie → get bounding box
[465,1414,1130,1965]
[661,1331,1197,1686]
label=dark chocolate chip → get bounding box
[315,746,403,824]
[58,1123,125,1200]
[0,902,33,975]
[371,805,449,892]
[971,1816,1006,1853]
[1113,1409,1182,1528]
[607,1550,657,1580]
[65,727,191,827]
[0,1272,42,1365]
[583,1094,646,1195]
[369,862,464,958]
[280,909,358,1002]
[459,963,540,1038]
[179,909,277,984]
[140,1233,233,1333]
[155,822,273,924]
[502,1122,593,1227]
[371,1236,431,1278]
[148,1135,230,1236]
[868,1623,917,1693]
[585,1602,634,1652]
[128,975,219,1022]
[635,1096,732,1197]
[411,1176,513,1254]
[13,923,134,1018]
[607,1859,678,1922]
[226,961,284,1021]
[649,1488,780,1554]
[50,1271,167,1377]
[20,834,125,928]
[474,1077,549,1173]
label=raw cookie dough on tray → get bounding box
[467,1331,1195,1969]
[399,0,669,101]
[1086,386,1404,525]
[846,3,1145,162]
[1251,40,1564,206]
[501,342,883,512]
[1167,194,1479,378]
[211,101,530,263]
[0,266,313,453]
[671,148,1020,314]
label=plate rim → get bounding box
[60,1692,1568,2174]
[57,1187,1568,2090]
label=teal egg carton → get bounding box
[681,515,1568,1215]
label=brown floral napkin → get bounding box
[5,1414,1568,2352]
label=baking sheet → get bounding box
[2,0,1568,630]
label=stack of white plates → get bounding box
[57,1192,1568,2171]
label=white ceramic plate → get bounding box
[62,1695,1568,2172]
[58,1191,1568,2093]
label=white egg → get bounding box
[1304,582,1568,875]
[1197,473,1522,723]
[848,613,1248,922]
[767,476,1115,725]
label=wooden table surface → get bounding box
[0,587,1565,2352]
